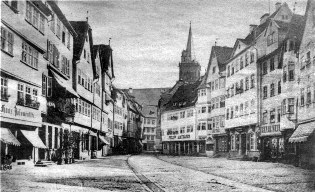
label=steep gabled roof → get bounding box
[70,21,93,61]
[125,88,170,106]
[47,1,77,36]
[285,14,305,43]
[204,46,233,84]
[164,80,201,111]
[197,75,207,89]
[93,44,114,78]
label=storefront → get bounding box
[228,124,259,159]
[1,96,46,163]
[212,134,228,157]
[289,121,315,169]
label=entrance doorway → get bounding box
[241,134,246,155]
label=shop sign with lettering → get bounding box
[1,104,39,119]
[261,124,280,134]
[178,135,190,139]
[169,136,176,139]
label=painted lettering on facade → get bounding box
[261,124,280,134]
[178,135,190,139]
[1,105,35,118]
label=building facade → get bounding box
[290,0,315,169]
[1,0,51,163]
[201,46,233,157]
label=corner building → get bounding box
[1,0,51,163]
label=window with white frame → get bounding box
[263,111,268,124]
[42,74,47,96]
[187,109,193,117]
[186,125,193,133]
[180,111,185,118]
[270,108,275,123]
[231,135,235,150]
[26,2,45,34]
[201,106,206,113]
[1,27,14,55]
[249,132,257,150]
[180,126,185,134]
[201,122,206,130]
[1,77,8,101]
[245,101,249,115]
[200,89,206,96]
[22,41,39,69]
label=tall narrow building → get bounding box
[179,24,201,83]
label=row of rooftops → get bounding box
[159,1,308,112]
[31,1,114,79]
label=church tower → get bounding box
[179,23,201,83]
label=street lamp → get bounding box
[65,115,74,163]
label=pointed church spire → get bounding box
[186,21,192,57]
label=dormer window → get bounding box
[212,66,216,74]
[238,44,241,49]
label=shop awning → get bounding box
[289,121,315,143]
[50,70,79,98]
[20,130,47,148]
[99,135,110,145]
[0,128,21,146]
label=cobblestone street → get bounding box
[2,155,314,192]
[1,156,147,192]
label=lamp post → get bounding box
[65,115,74,163]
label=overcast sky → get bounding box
[58,0,307,89]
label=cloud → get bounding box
[58,0,307,89]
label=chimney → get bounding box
[249,24,258,33]
[128,88,133,94]
[260,13,270,24]
[275,2,281,10]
